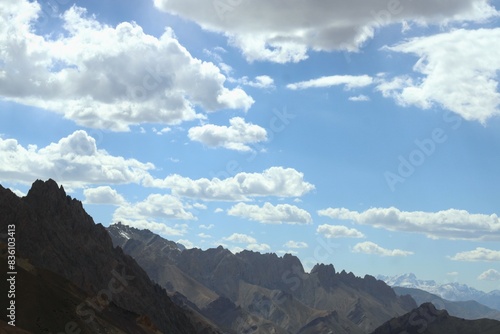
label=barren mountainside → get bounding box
[108,222,417,333]
[0,180,218,333]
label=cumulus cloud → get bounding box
[317,225,365,238]
[198,232,212,239]
[223,233,257,244]
[199,224,214,230]
[247,243,271,252]
[113,193,196,228]
[450,247,500,262]
[283,241,308,249]
[378,28,500,123]
[154,0,498,63]
[318,207,500,241]
[177,239,195,249]
[353,241,414,257]
[287,75,373,90]
[349,94,371,102]
[228,202,313,224]
[0,130,153,188]
[188,117,267,151]
[144,166,315,201]
[0,1,253,131]
[478,269,500,281]
[83,186,126,205]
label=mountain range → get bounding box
[1,179,499,334]
[107,222,417,333]
[378,273,500,311]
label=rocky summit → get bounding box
[0,179,218,334]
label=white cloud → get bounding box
[113,194,196,224]
[119,220,188,237]
[192,203,207,210]
[247,243,271,252]
[10,188,26,197]
[318,207,500,241]
[188,117,267,152]
[199,224,214,230]
[154,0,498,63]
[349,94,371,102]
[317,225,365,239]
[223,233,257,244]
[287,75,373,90]
[232,75,275,89]
[0,1,253,131]
[353,241,413,257]
[83,186,126,205]
[378,28,500,123]
[144,166,315,201]
[450,247,500,262]
[228,202,312,224]
[283,241,308,249]
[177,239,195,249]
[0,130,153,188]
[478,269,500,281]
[198,232,212,239]
[214,208,224,213]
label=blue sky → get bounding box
[1,0,500,292]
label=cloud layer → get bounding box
[154,0,498,63]
[144,167,315,201]
[0,1,253,131]
[0,130,153,188]
[318,207,500,241]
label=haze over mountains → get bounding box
[1,179,500,334]
[379,273,500,311]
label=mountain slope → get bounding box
[108,222,417,334]
[393,286,500,321]
[370,302,500,334]
[0,180,218,334]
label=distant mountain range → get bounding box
[378,273,500,311]
[1,179,499,334]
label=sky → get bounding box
[1,0,500,292]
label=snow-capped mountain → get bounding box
[378,273,500,311]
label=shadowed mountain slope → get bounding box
[0,180,219,334]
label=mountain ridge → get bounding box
[108,221,418,333]
[0,179,219,333]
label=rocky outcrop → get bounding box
[0,180,218,334]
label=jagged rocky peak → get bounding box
[26,178,70,205]
[311,263,337,288]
